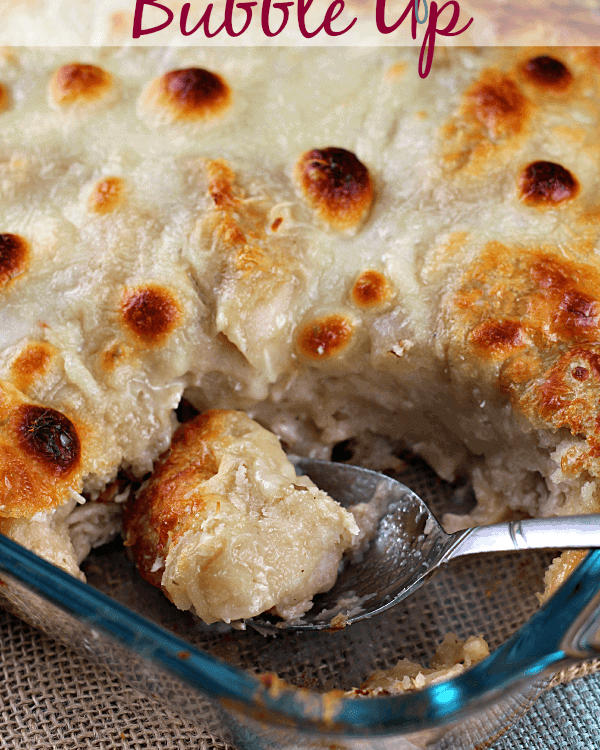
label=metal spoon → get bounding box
[251,456,600,632]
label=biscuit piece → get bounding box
[123,410,358,624]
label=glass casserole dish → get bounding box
[1,459,600,750]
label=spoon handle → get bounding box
[446,514,600,561]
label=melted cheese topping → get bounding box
[0,47,599,597]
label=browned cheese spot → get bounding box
[50,63,113,106]
[521,56,572,92]
[469,319,528,360]
[10,342,53,392]
[297,315,353,359]
[572,366,589,381]
[88,176,125,214]
[519,162,578,207]
[206,159,237,209]
[352,270,390,308]
[0,233,28,290]
[16,405,80,476]
[0,83,8,112]
[121,284,181,345]
[271,217,283,232]
[146,68,232,123]
[441,71,532,171]
[467,73,528,139]
[295,147,373,232]
[148,414,219,553]
[517,260,600,457]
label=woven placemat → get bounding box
[2,604,600,750]
[492,672,600,750]
[0,607,235,750]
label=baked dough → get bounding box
[122,409,358,623]
[0,46,598,599]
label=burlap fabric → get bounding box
[1,604,600,750]
[0,607,235,749]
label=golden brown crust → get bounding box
[202,159,291,281]
[203,163,286,280]
[141,68,232,124]
[122,410,357,621]
[0,381,85,518]
[447,243,600,480]
[1,46,600,596]
[191,158,306,379]
[206,159,238,209]
[449,244,600,356]
[49,63,113,106]
[122,410,239,588]
[442,49,600,179]
[294,147,373,233]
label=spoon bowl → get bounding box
[250,456,600,632]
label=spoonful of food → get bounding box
[251,456,600,632]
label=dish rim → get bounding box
[0,533,599,738]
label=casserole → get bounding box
[2,44,600,748]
